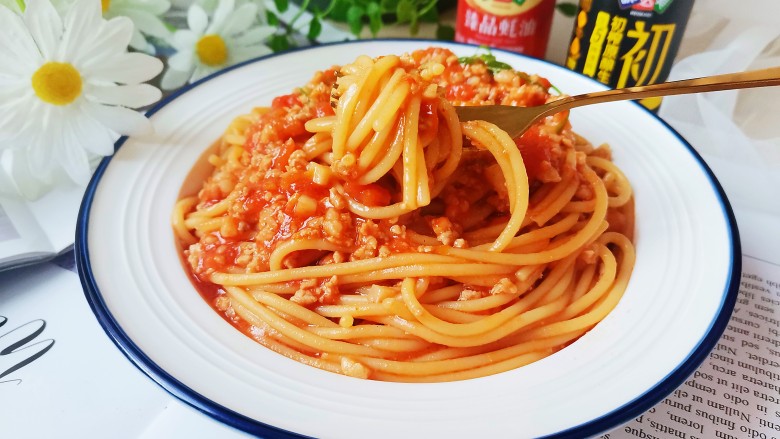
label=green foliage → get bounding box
[555,1,578,17]
[272,0,447,42]
[268,33,291,52]
[328,0,443,38]
[346,4,366,35]
[268,0,576,52]
[274,0,290,12]
[307,13,323,39]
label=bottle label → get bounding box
[566,0,694,111]
[455,0,556,58]
[464,0,546,17]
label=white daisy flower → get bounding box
[0,0,163,199]
[102,0,173,53]
[161,0,275,89]
[196,0,267,22]
[45,0,173,53]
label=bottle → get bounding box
[565,0,694,111]
[455,0,557,59]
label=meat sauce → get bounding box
[183,47,568,322]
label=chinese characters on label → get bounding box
[565,0,693,111]
[582,12,677,89]
[617,21,676,88]
[461,9,538,39]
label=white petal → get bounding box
[171,0,195,8]
[58,119,94,184]
[161,67,191,90]
[26,106,56,171]
[83,102,153,137]
[190,64,218,83]
[231,25,275,46]
[171,30,198,50]
[0,148,53,200]
[121,9,173,39]
[0,96,39,148]
[129,27,148,51]
[167,50,194,72]
[23,0,63,60]
[231,44,271,63]
[223,4,257,35]
[187,4,208,35]
[86,83,162,108]
[73,17,134,69]
[197,0,218,13]
[2,97,40,147]
[208,0,234,33]
[72,109,117,156]
[243,0,266,21]
[128,0,170,15]
[0,6,43,72]
[0,88,34,134]
[191,64,221,83]
[51,0,77,16]
[59,0,103,62]
[0,48,38,77]
[85,52,163,84]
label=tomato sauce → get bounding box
[514,125,553,182]
[184,46,565,285]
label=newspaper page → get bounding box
[603,255,780,439]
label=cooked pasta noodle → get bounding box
[173,47,635,382]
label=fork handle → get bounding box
[544,66,780,116]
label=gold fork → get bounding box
[454,67,780,139]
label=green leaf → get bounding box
[366,2,381,16]
[408,10,419,35]
[380,0,399,13]
[274,0,289,12]
[366,2,383,36]
[555,2,578,17]
[266,10,280,25]
[308,15,323,40]
[418,0,438,22]
[269,34,290,52]
[327,0,351,21]
[436,24,455,41]
[486,59,512,71]
[346,5,366,36]
[395,0,413,23]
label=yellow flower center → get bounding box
[101,0,110,12]
[31,62,83,106]
[196,34,228,67]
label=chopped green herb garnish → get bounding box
[458,46,565,94]
[458,46,512,74]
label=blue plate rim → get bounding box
[75,38,741,439]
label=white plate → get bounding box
[76,40,740,439]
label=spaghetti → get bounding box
[173,47,635,382]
